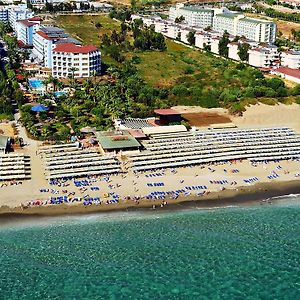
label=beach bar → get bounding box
[96,131,142,153]
[154,108,181,125]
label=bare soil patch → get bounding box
[182,112,232,127]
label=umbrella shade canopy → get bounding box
[80,126,96,133]
[31,104,49,112]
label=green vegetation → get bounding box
[0,22,25,121]
[3,13,299,141]
[255,5,300,23]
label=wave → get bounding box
[268,193,300,201]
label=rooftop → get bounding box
[17,19,37,27]
[154,108,181,116]
[215,13,241,19]
[182,6,213,13]
[53,43,99,54]
[240,17,273,25]
[274,67,300,79]
[96,131,141,150]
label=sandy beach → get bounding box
[1,103,300,216]
[0,158,300,216]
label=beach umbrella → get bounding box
[31,104,49,112]
[80,126,96,133]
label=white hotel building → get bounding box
[213,13,276,43]
[281,50,300,69]
[8,4,34,30]
[33,26,81,68]
[169,4,214,28]
[16,18,41,46]
[248,46,280,68]
[52,43,101,78]
[169,4,276,43]
[0,7,8,23]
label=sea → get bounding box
[0,195,299,299]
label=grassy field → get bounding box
[55,15,242,88]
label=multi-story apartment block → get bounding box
[52,43,101,78]
[16,18,41,46]
[195,31,210,49]
[210,36,220,54]
[236,18,276,43]
[281,50,300,69]
[213,12,276,43]
[213,13,243,36]
[170,4,214,28]
[32,26,80,68]
[0,7,9,23]
[8,4,34,30]
[248,46,279,68]
[29,0,47,9]
[228,42,241,61]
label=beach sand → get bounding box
[1,103,300,216]
[0,159,299,216]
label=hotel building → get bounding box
[281,50,300,69]
[16,18,41,46]
[248,46,279,68]
[8,4,34,30]
[32,26,80,68]
[170,4,214,28]
[52,43,101,78]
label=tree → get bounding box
[218,31,230,57]
[95,22,102,29]
[187,31,195,46]
[175,16,185,23]
[238,43,251,61]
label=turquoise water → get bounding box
[53,91,66,98]
[28,79,44,89]
[0,197,299,299]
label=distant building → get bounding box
[52,43,101,78]
[210,36,220,54]
[16,19,41,46]
[0,7,9,23]
[170,4,214,28]
[32,26,80,68]
[213,12,276,43]
[8,4,34,31]
[271,67,300,84]
[228,42,241,61]
[281,50,300,69]
[195,31,211,49]
[248,46,279,68]
[29,0,47,9]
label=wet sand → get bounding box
[0,179,299,219]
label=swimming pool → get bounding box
[28,79,44,89]
[53,91,66,98]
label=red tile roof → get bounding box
[28,17,42,21]
[274,67,300,79]
[53,43,98,53]
[36,30,52,40]
[154,108,181,116]
[17,19,37,27]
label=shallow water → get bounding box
[0,196,300,299]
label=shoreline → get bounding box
[1,179,299,219]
